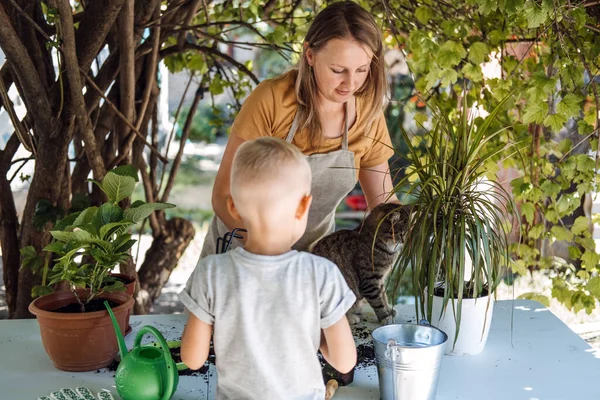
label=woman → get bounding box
[202,1,398,256]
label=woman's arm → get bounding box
[181,312,213,370]
[211,134,247,231]
[358,161,399,209]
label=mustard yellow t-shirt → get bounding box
[230,70,394,173]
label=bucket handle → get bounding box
[384,319,432,361]
[385,339,401,362]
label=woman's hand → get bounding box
[358,161,399,209]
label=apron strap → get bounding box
[342,101,349,150]
[285,112,300,143]
[286,102,350,150]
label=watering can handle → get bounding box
[134,326,175,400]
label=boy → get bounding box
[179,137,357,399]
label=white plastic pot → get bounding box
[430,294,494,356]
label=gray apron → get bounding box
[200,103,356,256]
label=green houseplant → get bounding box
[27,166,175,371]
[391,96,516,355]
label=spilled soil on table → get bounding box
[353,326,376,368]
[100,339,216,379]
[101,327,376,383]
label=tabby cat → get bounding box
[311,203,412,324]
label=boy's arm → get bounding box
[180,311,213,370]
[319,315,356,374]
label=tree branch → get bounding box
[263,0,277,13]
[189,27,293,52]
[177,0,201,48]
[134,0,161,26]
[82,71,169,164]
[56,0,106,179]
[161,86,204,203]
[161,43,259,84]
[83,39,155,116]
[0,133,21,171]
[135,3,161,133]
[0,4,53,135]
[18,2,55,93]
[0,63,14,110]
[158,73,194,193]
[110,4,162,171]
[149,103,159,200]
[585,24,600,34]
[562,30,600,177]
[135,149,161,234]
[0,72,34,153]
[504,25,553,82]
[0,132,20,318]
[267,0,301,26]
[75,0,126,72]
[116,0,136,163]
[170,20,292,61]
[84,49,120,114]
[200,0,209,22]
[4,0,50,42]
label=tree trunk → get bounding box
[0,173,19,318]
[15,135,70,318]
[0,133,20,318]
[136,217,195,314]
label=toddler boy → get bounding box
[179,137,357,399]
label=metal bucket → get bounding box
[372,321,448,400]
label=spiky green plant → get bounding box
[390,95,518,339]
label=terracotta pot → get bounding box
[110,273,136,335]
[110,273,136,296]
[29,290,134,372]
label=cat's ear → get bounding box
[227,196,242,222]
[295,194,313,220]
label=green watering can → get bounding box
[104,301,180,400]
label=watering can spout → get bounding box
[104,300,129,360]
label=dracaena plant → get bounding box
[390,94,518,331]
[38,166,174,311]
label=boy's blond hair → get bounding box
[231,137,311,211]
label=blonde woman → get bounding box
[202,0,397,256]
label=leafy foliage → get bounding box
[34,167,174,311]
[381,0,600,313]
[175,104,233,143]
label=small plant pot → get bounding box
[29,289,134,372]
[110,273,136,335]
[430,294,494,356]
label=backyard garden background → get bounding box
[0,0,599,345]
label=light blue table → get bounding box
[0,300,599,399]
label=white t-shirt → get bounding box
[179,247,356,400]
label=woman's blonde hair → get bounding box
[294,1,387,147]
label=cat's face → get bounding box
[365,203,412,245]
